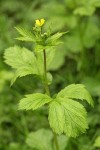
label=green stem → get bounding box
[43,49,50,96]
[53,132,60,150]
[43,49,59,150]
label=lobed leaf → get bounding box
[49,98,88,137]
[46,32,68,46]
[47,32,67,42]
[15,27,35,42]
[49,100,64,134]
[4,45,55,85]
[19,93,52,110]
[57,84,94,106]
[4,45,39,84]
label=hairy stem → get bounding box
[43,49,59,150]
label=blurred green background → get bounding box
[0,0,100,150]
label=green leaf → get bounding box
[48,32,67,41]
[26,129,68,150]
[26,129,53,150]
[89,0,100,7]
[74,6,95,16]
[83,18,99,48]
[42,72,53,85]
[4,45,39,84]
[46,32,67,46]
[94,136,100,147]
[49,100,64,134]
[65,32,82,53]
[48,47,66,70]
[57,84,94,106]
[46,72,53,85]
[0,71,13,92]
[49,98,88,137]
[57,135,68,150]
[4,45,55,85]
[82,77,100,96]
[34,32,67,52]
[19,93,52,110]
[15,27,35,42]
[74,0,100,16]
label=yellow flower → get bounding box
[35,18,45,27]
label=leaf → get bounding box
[83,18,99,48]
[26,129,68,150]
[49,98,88,137]
[65,32,83,53]
[48,47,66,70]
[57,84,94,106]
[26,129,53,150]
[48,84,93,137]
[46,72,53,85]
[19,93,52,110]
[74,6,95,16]
[82,77,100,96]
[94,136,100,147]
[46,32,67,46]
[49,100,64,134]
[4,45,55,84]
[0,71,14,92]
[89,0,100,7]
[47,32,64,42]
[4,45,39,84]
[57,135,68,150]
[15,27,35,42]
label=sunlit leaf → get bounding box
[57,84,94,106]
[49,98,88,137]
[19,93,52,110]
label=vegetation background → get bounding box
[0,0,100,149]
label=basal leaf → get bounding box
[19,93,52,110]
[57,84,93,106]
[49,98,88,137]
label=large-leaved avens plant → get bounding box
[4,19,93,150]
